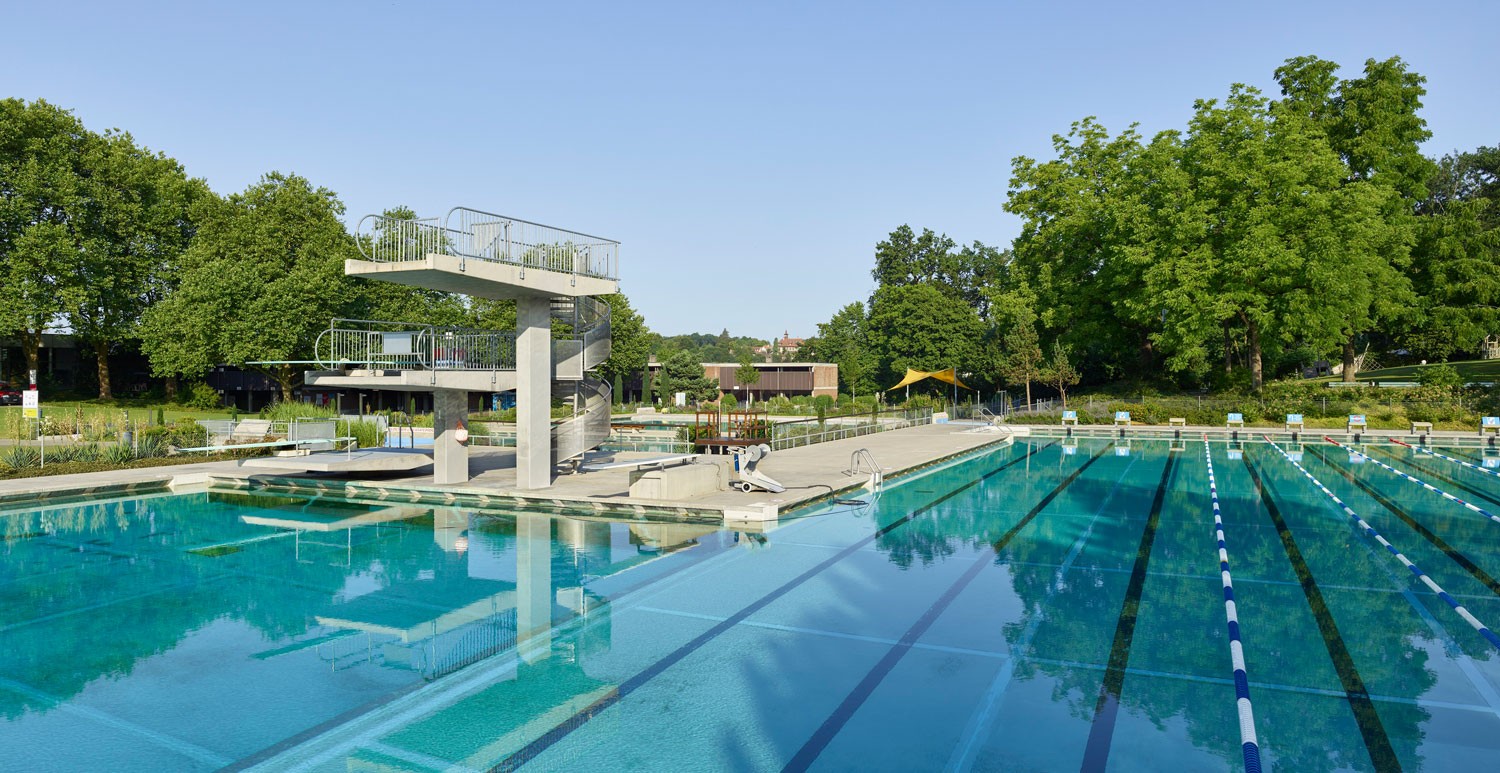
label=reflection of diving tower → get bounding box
[305,208,618,489]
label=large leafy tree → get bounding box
[1274,56,1431,379]
[803,301,878,397]
[596,292,650,397]
[1170,86,1388,390]
[871,225,1003,316]
[1005,119,1161,379]
[0,99,202,397]
[865,283,982,392]
[140,173,359,400]
[1404,148,1500,358]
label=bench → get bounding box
[1347,414,1367,432]
[229,419,272,443]
[1168,417,1186,427]
[1113,411,1131,427]
[1226,413,1245,429]
[1285,414,1304,431]
[1483,417,1500,436]
[1061,410,1078,426]
[1410,421,1433,435]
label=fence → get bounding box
[769,408,933,451]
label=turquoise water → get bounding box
[4,437,1500,771]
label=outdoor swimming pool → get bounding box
[4,435,1500,771]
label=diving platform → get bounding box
[239,447,434,474]
[304,368,519,393]
[345,251,617,301]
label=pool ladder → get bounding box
[844,448,883,491]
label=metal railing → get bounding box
[354,215,447,263]
[552,378,612,465]
[353,208,620,282]
[445,207,618,280]
[315,319,519,372]
[770,408,933,451]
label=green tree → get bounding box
[140,173,359,400]
[596,293,650,396]
[64,130,205,398]
[1403,148,1500,359]
[866,283,982,392]
[658,349,716,403]
[998,315,1045,406]
[734,354,761,401]
[1045,341,1080,407]
[804,301,878,397]
[1,99,202,397]
[1274,55,1431,380]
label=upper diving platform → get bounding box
[354,207,620,300]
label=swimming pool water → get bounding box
[4,437,1500,771]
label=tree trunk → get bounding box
[165,376,179,400]
[1342,337,1357,383]
[1024,378,1032,407]
[277,365,296,403]
[1223,324,1234,374]
[94,341,113,400]
[1244,316,1263,391]
[21,329,41,383]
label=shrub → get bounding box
[1416,364,1463,390]
[263,401,336,422]
[336,419,384,449]
[720,393,738,411]
[0,446,41,471]
[181,382,221,410]
[813,395,834,411]
[105,443,136,464]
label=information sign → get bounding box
[22,389,39,419]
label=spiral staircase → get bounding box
[304,208,620,488]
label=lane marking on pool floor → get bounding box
[1264,436,1500,656]
[1202,440,1262,773]
[943,447,1144,772]
[1080,449,1179,772]
[245,440,1053,773]
[1307,443,1500,598]
[780,442,1117,772]
[1243,451,1399,770]
[493,441,1064,773]
[0,676,231,768]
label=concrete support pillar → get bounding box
[432,388,469,485]
[516,514,553,661]
[516,296,553,489]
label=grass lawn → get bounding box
[1356,359,1500,382]
[0,402,234,423]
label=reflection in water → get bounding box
[0,490,725,770]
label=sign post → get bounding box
[22,389,42,467]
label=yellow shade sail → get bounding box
[885,368,971,391]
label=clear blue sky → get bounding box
[5,1,1496,339]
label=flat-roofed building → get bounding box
[645,361,838,400]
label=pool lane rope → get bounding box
[1263,436,1500,653]
[1390,438,1500,482]
[1204,439,1262,773]
[1326,437,1500,528]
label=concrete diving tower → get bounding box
[305,207,618,490]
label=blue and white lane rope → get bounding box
[1391,438,1500,482]
[1204,439,1262,773]
[1323,437,1500,528]
[1262,436,1500,652]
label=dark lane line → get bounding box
[1244,454,1399,772]
[782,442,1116,772]
[1366,444,1500,509]
[1308,446,1500,598]
[491,440,1060,772]
[1079,450,1178,772]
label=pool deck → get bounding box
[5,420,1493,522]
